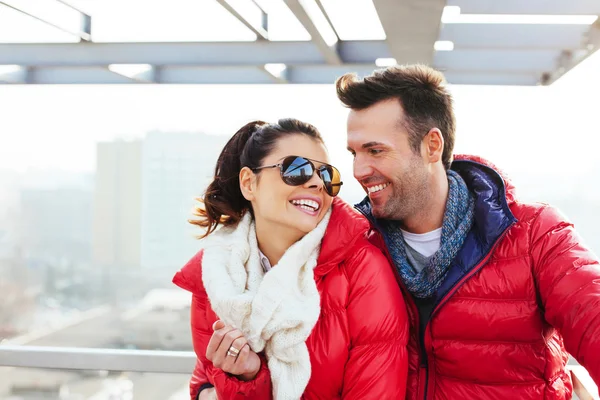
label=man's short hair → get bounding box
[336,65,456,170]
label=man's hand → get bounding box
[205,320,261,381]
[199,387,217,400]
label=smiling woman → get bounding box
[173,118,409,400]
[188,119,334,238]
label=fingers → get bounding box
[225,339,250,376]
[236,346,263,381]
[232,344,250,374]
[205,321,260,380]
[212,329,244,368]
[199,387,217,400]
[205,324,236,362]
[229,336,248,361]
[212,320,225,331]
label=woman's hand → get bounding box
[205,320,261,381]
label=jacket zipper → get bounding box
[355,160,518,399]
[382,241,428,398]
[356,205,515,399]
[421,223,514,400]
[376,230,430,399]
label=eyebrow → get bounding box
[347,141,388,152]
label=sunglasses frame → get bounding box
[251,155,343,197]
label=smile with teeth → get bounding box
[290,199,320,212]
[367,182,390,194]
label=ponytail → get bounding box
[190,120,267,237]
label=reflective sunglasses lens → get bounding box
[282,156,314,186]
[318,165,342,197]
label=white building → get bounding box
[92,140,143,270]
[140,132,226,270]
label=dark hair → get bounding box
[190,118,324,237]
[336,64,456,170]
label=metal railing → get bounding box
[0,345,597,399]
[0,345,195,374]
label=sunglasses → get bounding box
[252,155,343,197]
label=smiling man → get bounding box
[337,64,600,400]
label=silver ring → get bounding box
[227,346,240,357]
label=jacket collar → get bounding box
[314,197,370,276]
[450,155,517,249]
[355,155,517,290]
[356,155,516,243]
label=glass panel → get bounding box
[0,3,79,43]
[0,368,190,400]
[319,0,386,40]
[225,0,265,33]
[0,0,265,43]
[70,0,257,42]
[0,79,599,352]
[253,0,311,40]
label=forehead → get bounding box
[267,133,329,163]
[346,99,407,147]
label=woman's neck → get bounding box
[254,219,302,267]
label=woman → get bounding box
[173,119,409,400]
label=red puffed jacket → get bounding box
[356,155,600,399]
[173,198,410,399]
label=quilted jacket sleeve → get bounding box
[189,359,213,399]
[341,241,409,399]
[173,251,273,400]
[531,205,600,388]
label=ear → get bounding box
[239,167,257,201]
[422,128,444,164]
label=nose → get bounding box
[353,155,374,182]
[302,169,324,192]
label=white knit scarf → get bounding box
[201,209,331,400]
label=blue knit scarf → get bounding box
[380,170,475,299]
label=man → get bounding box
[337,64,600,399]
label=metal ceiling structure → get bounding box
[0,0,598,85]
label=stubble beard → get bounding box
[373,162,430,222]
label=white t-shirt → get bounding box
[400,228,442,258]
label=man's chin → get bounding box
[369,196,387,216]
[371,205,388,219]
[372,201,403,220]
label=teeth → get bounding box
[367,183,389,193]
[291,199,320,211]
